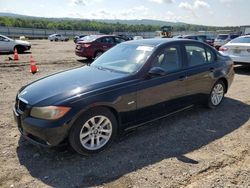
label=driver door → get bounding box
[135,45,189,124]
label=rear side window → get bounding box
[153,46,181,73]
[185,45,214,67]
[97,37,115,44]
[231,37,250,43]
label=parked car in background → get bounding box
[75,35,126,59]
[0,34,31,53]
[133,36,144,40]
[219,35,250,65]
[117,34,133,41]
[48,34,69,42]
[74,34,87,43]
[214,34,239,49]
[183,35,214,46]
[172,35,183,38]
[14,39,234,156]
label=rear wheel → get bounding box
[69,107,117,156]
[207,80,225,108]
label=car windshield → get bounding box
[230,37,250,43]
[217,35,228,40]
[91,43,155,74]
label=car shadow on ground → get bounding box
[16,98,250,187]
[0,51,32,55]
[234,65,250,75]
[77,58,94,65]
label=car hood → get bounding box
[18,66,128,106]
[15,40,31,46]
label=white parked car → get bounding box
[0,34,31,53]
[214,34,239,49]
[219,35,250,64]
[48,34,69,42]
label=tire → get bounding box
[207,80,225,108]
[14,46,24,53]
[55,38,58,42]
[95,51,103,59]
[69,107,117,156]
[50,40,53,42]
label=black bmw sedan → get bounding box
[13,39,234,156]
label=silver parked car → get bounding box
[0,34,31,53]
[48,34,69,42]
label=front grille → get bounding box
[17,98,27,113]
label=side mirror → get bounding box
[3,39,9,42]
[148,67,166,77]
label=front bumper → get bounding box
[13,107,69,147]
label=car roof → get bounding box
[124,38,193,47]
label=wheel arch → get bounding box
[68,105,121,132]
[218,77,228,93]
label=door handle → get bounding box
[179,76,187,81]
[209,67,215,72]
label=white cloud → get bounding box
[179,2,193,10]
[149,0,174,4]
[70,0,88,6]
[179,0,210,10]
[194,0,210,8]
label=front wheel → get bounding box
[69,108,117,156]
[207,80,225,108]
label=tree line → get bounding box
[0,16,239,33]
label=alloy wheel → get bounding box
[211,83,224,106]
[79,115,112,150]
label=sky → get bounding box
[0,0,249,26]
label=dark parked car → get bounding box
[13,39,234,156]
[75,35,126,59]
[183,35,214,46]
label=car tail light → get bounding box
[219,46,228,52]
[81,44,91,48]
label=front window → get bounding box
[91,43,155,74]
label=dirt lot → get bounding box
[0,40,249,188]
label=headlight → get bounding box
[30,106,71,120]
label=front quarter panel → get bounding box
[62,80,139,131]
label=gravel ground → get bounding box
[0,40,249,188]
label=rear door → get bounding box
[135,44,189,124]
[183,42,218,101]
